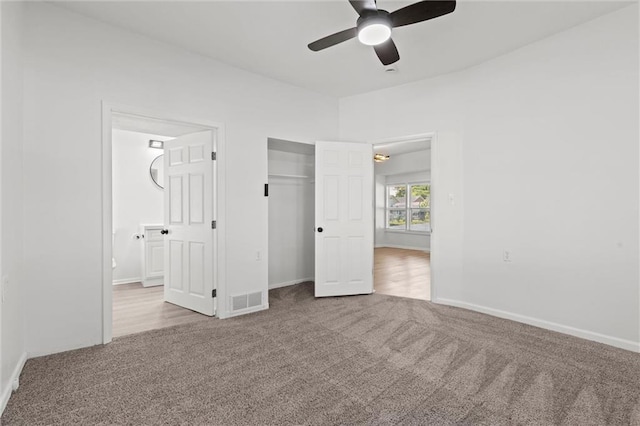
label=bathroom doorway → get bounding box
[111,124,205,338]
[102,105,225,342]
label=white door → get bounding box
[163,130,216,316]
[315,141,374,297]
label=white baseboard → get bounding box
[433,297,640,353]
[376,244,430,252]
[112,277,141,285]
[27,340,103,359]
[1,352,27,415]
[268,277,313,290]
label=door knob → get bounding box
[317,227,323,233]
[160,229,169,235]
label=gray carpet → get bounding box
[3,282,640,425]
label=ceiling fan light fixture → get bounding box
[358,21,391,46]
[148,139,164,149]
[374,153,390,162]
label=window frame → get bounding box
[385,182,431,234]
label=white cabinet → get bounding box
[141,224,164,287]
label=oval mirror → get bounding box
[150,155,164,189]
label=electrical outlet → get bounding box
[503,250,511,262]
[256,251,261,261]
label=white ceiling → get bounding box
[55,1,630,97]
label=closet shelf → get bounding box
[268,173,312,179]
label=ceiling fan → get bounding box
[308,0,456,66]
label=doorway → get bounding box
[266,138,315,291]
[111,124,208,338]
[372,135,432,301]
[102,105,225,343]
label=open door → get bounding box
[163,130,215,316]
[315,141,374,297]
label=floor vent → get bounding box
[230,291,263,312]
[247,291,262,308]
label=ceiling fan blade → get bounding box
[308,27,358,51]
[373,38,400,65]
[349,0,377,15]
[390,0,456,28]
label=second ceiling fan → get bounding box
[308,0,456,65]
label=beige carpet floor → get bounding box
[3,282,640,425]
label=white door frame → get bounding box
[370,132,436,301]
[101,102,226,344]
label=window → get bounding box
[386,183,430,232]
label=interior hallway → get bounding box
[374,247,430,301]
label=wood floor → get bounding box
[113,248,429,337]
[374,247,430,301]
[112,283,209,338]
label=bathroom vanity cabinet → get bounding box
[141,224,164,287]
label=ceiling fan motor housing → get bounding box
[356,9,391,32]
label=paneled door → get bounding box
[163,130,215,316]
[314,141,374,297]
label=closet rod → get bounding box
[268,173,311,179]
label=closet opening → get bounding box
[267,138,315,291]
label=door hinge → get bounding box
[212,289,217,298]
[211,152,217,161]
[211,220,216,229]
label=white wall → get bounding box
[112,129,170,284]
[374,174,385,247]
[268,149,314,288]
[340,6,640,350]
[0,0,26,412]
[14,0,638,362]
[374,150,431,251]
[374,149,431,177]
[22,3,338,356]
